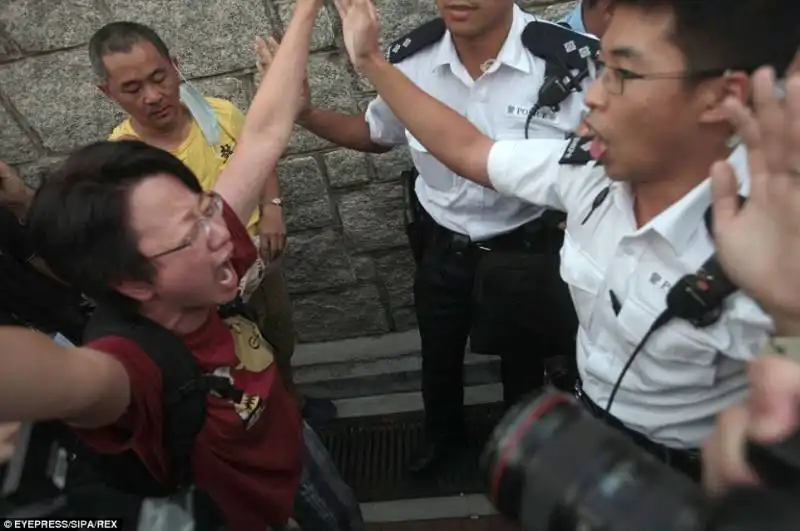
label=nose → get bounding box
[142,84,162,105]
[585,75,607,113]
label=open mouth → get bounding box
[216,260,238,290]
[582,121,608,161]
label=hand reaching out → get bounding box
[711,59,800,334]
[333,0,382,70]
[254,35,313,121]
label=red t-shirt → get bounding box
[77,203,304,531]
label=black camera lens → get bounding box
[481,388,709,531]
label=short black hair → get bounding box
[611,0,800,75]
[27,141,203,309]
[89,21,171,80]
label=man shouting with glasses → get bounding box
[89,21,336,426]
[0,1,362,529]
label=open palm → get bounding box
[333,0,381,70]
[712,64,800,326]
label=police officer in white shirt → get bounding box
[282,0,598,473]
[333,0,800,480]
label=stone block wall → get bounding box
[0,0,576,343]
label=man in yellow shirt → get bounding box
[88,21,335,423]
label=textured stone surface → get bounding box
[106,0,273,78]
[277,155,327,202]
[392,306,418,331]
[272,0,337,52]
[192,75,252,115]
[283,229,356,293]
[284,196,335,232]
[373,0,439,49]
[0,0,577,344]
[370,147,413,182]
[375,249,416,309]
[338,182,407,251]
[324,149,371,188]
[292,284,390,342]
[286,52,357,154]
[0,105,37,164]
[0,0,106,53]
[15,156,66,188]
[0,50,124,153]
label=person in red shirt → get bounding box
[0,0,362,529]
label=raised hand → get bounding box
[254,35,312,121]
[711,60,800,334]
[333,0,381,70]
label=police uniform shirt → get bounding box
[486,138,773,449]
[365,5,591,240]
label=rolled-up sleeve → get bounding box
[487,138,605,215]
[487,138,570,211]
[365,95,407,148]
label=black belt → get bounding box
[422,210,564,255]
[575,384,702,482]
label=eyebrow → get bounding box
[180,194,207,223]
[120,67,164,90]
[607,46,643,63]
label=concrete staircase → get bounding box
[290,329,505,524]
[292,329,504,417]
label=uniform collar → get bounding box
[616,145,749,254]
[433,4,532,75]
[560,3,587,34]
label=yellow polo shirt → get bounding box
[109,97,259,232]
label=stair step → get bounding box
[297,353,500,400]
[333,383,503,418]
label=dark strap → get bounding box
[84,306,209,488]
[386,18,446,64]
[521,20,599,80]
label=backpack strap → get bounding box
[521,20,599,80]
[385,18,447,64]
[83,305,234,489]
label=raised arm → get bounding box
[254,35,395,153]
[334,0,494,185]
[214,0,322,223]
[332,0,597,213]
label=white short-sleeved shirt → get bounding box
[365,6,593,240]
[487,138,774,448]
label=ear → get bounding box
[171,56,180,72]
[697,71,750,125]
[115,279,156,303]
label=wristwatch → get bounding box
[263,197,283,208]
[761,336,800,363]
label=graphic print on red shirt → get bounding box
[76,202,304,531]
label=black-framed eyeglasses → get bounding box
[589,57,730,96]
[148,191,224,259]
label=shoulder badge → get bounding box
[385,18,447,64]
[521,20,599,75]
[559,135,596,166]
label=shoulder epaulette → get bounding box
[559,135,596,166]
[521,20,599,74]
[385,18,447,64]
